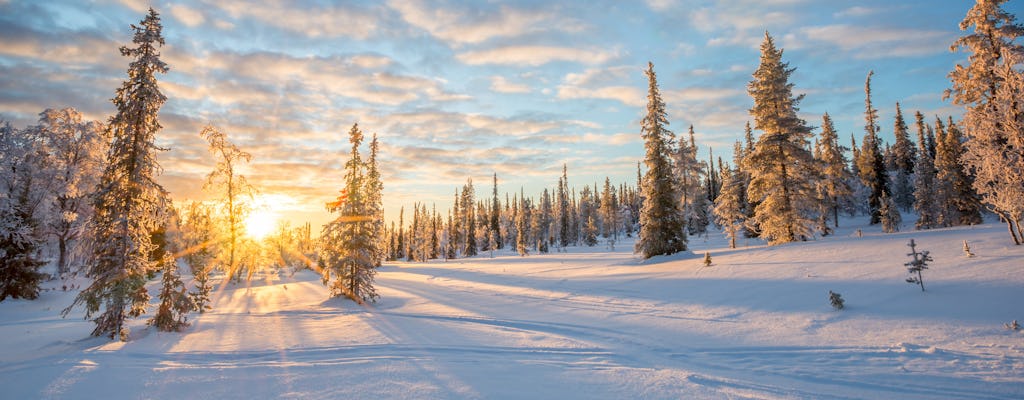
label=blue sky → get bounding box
[0,0,1004,227]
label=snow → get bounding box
[2,218,1023,399]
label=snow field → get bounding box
[1,218,1022,399]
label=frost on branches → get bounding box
[318,124,381,303]
[948,0,1024,244]
[63,8,170,341]
[0,122,47,301]
[743,33,818,245]
[635,62,687,259]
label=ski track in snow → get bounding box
[2,219,1024,399]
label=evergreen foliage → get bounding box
[857,71,890,225]
[828,290,845,310]
[912,112,940,229]
[889,103,917,210]
[318,124,379,303]
[744,33,818,245]
[814,113,853,232]
[904,239,932,292]
[149,257,194,332]
[880,191,902,233]
[635,62,687,258]
[63,8,170,341]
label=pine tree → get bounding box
[318,124,379,303]
[63,9,170,340]
[879,191,902,233]
[942,118,983,226]
[676,125,709,236]
[714,161,746,249]
[462,179,477,257]
[557,164,571,249]
[366,134,385,266]
[600,177,618,239]
[890,103,917,210]
[857,71,890,224]
[948,0,1024,244]
[490,173,502,249]
[635,62,687,258]
[200,125,256,282]
[181,201,215,312]
[0,122,47,301]
[815,113,853,230]
[515,191,530,256]
[149,256,194,332]
[744,32,818,245]
[913,112,940,229]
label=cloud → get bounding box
[204,0,383,39]
[457,45,618,66]
[169,4,205,27]
[556,66,644,106]
[833,6,880,18]
[557,86,644,107]
[387,0,584,46]
[490,76,531,94]
[784,24,952,59]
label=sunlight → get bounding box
[245,207,278,240]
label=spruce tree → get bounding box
[744,32,818,245]
[491,173,502,249]
[815,113,853,230]
[857,71,890,224]
[913,112,940,229]
[318,124,378,303]
[713,163,746,249]
[149,256,194,332]
[367,134,385,266]
[890,103,917,210]
[879,191,902,233]
[63,9,170,340]
[635,62,687,258]
[462,180,477,256]
[515,192,530,256]
[949,0,1024,244]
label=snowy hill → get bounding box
[2,219,1022,399]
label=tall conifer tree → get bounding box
[64,9,170,340]
[635,62,687,258]
[743,32,818,245]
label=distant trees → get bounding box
[0,122,48,301]
[64,8,170,341]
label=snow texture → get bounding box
[2,217,1022,399]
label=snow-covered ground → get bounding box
[2,218,1023,399]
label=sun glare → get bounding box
[245,208,278,240]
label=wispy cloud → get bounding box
[490,76,531,94]
[387,0,583,46]
[456,45,618,66]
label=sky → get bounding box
[0,0,1010,229]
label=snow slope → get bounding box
[2,219,1023,399]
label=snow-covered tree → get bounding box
[889,103,917,210]
[63,8,171,341]
[180,201,215,313]
[857,71,890,225]
[366,134,385,266]
[34,108,108,278]
[676,125,709,236]
[600,177,619,239]
[557,165,571,249]
[814,113,853,230]
[318,123,379,303]
[713,163,746,249]
[636,62,687,258]
[913,112,941,230]
[461,179,477,257]
[148,255,194,332]
[744,33,818,245]
[948,0,1024,244]
[200,125,256,282]
[879,191,902,233]
[0,122,48,301]
[515,192,530,256]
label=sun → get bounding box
[244,208,278,240]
